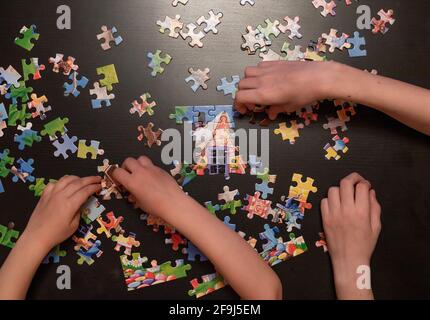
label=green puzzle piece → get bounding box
[221,200,242,215]
[159,260,192,278]
[0,149,15,178]
[41,117,69,139]
[147,50,172,77]
[188,273,226,297]
[7,104,31,127]
[0,224,20,249]
[29,178,58,197]
[6,81,33,104]
[14,25,39,51]
[96,64,118,91]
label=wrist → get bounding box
[318,61,349,100]
[19,229,53,256]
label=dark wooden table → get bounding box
[0,0,429,299]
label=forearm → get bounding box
[158,194,282,300]
[332,258,374,300]
[0,232,48,299]
[326,62,430,135]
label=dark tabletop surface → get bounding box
[0,0,429,299]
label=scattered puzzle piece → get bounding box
[52,134,78,159]
[312,0,337,17]
[216,75,240,98]
[137,123,163,147]
[48,54,79,75]
[89,82,115,109]
[77,139,104,159]
[14,123,41,150]
[112,232,140,256]
[14,25,39,51]
[21,57,45,81]
[274,121,304,144]
[196,10,223,34]
[96,64,118,91]
[0,223,20,248]
[324,135,349,160]
[130,93,156,117]
[180,23,205,47]
[147,50,172,77]
[185,68,210,92]
[96,25,123,50]
[43,245,67,264]
[63,71,89,97]
[41,117,69,140]
[157,15,183,38]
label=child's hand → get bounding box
[23,175,102,251]
[112,156,186,218]
[235,61,336,120]
[321,173,381,299]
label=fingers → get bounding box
[267,105,284,120]
[235,89,262,105]
[244,66,262,78]
[327,187,340,212]
[137,156,153,167]
[238,77,260,90]
[257,61,284,68]
[70,183,103,207]
[41,182,55,197]
[111,167,133,190]
[65,176,102,197]
[355,181,371,215]
[320,198,330,222]
[339,172,367,206]
[122,157,141,173]
[54,175,80,192]
[369,190,382,233]
[234,101,248,114]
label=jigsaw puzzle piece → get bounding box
[22,58,45,81]
[137,123,162,147]
[77,140,104,159]
[52,133,78,159]
[63,71,89,97]
[185,68,210,92]
[14,25,39,51]
[89,82,115,109]
[216,76,240,98]
[147,50,172,77]
[0,223,20,248]
[96,64,118,91]
[41,117,69,140]
[96,25,123,50]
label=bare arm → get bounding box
[112,156,282,300]
[328,63,430,135]
[0,176,101,299]
[235,61,430,135]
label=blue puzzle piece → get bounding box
[185,241,207,261]
[52,133,78,159]
[14,128,41,150]
[0,179,4,193]
[248,155,263,175]
[216,75,240,98]
[12,158,35,183]
[77,240,102,265]
[91,98,112,109]
[223,215,236,231]
[255,181,273,199]
[63,71,89,97]
[259,224,280,252]
[347,31,367,57]
[0,103,7,121]
[193,105,216,123]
